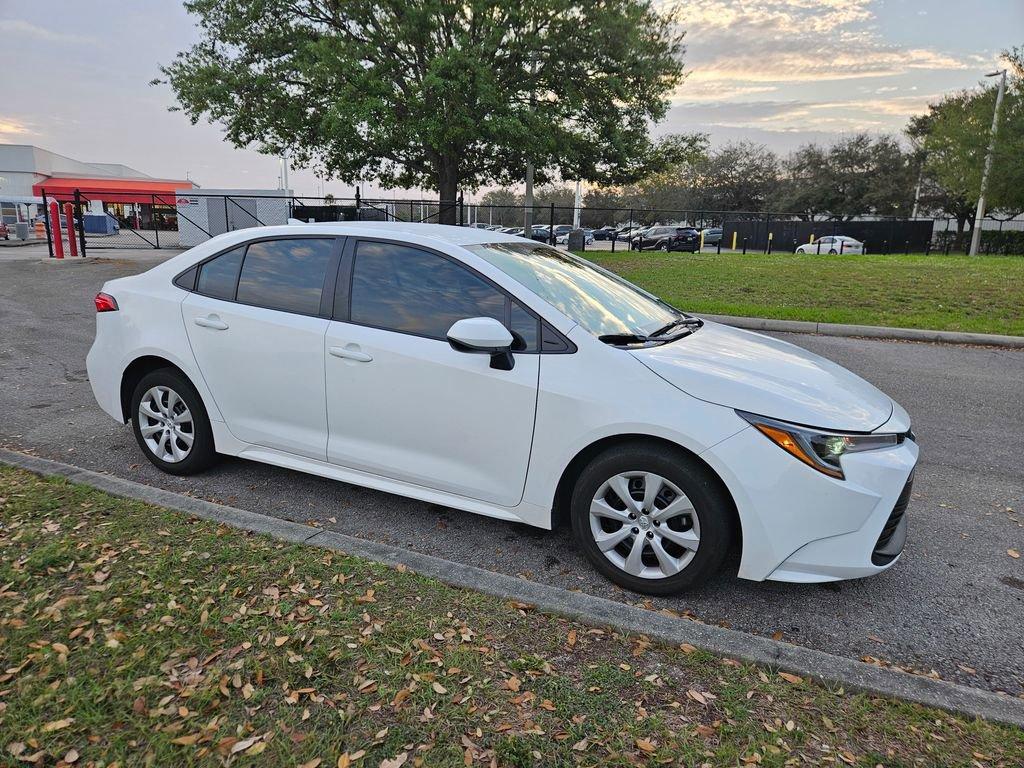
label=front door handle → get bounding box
[329,345,373,363]
[194,315,229,330]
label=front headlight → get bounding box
[736,410,907,480]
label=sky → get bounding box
[1,0,1020,197]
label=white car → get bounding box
[555,230,595,246]
[87,223,916,594]
[796,235,864,254]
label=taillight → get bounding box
[95,292,118,312]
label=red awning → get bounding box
[33,177,195,204]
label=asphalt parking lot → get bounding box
[1,252,1022,696]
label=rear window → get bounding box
[196,245,245,300]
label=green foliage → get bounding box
[159,0,685,222]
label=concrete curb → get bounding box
[3,447,1023,728]
[700,313,1024,348]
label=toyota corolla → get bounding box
[86,223,917,594]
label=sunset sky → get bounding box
[2,0,1020,195]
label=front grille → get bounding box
[872,473,913,565]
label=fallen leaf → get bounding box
[636,738,656,753]
[431,682,448,694]
[42,718,74,733]
[778,672,803,685]
[1009,549,1020,559]
[686,689,707,705]
[299,760,322,768]
[380,752,408,768]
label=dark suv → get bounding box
[630,226,700,252]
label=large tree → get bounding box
[906,46,1024,237]
[774,134,914,220]
[159,0,686,223]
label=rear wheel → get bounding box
[570,443,733,594]
[829,249,838,254]
[658,242,669,252]
[130,368,218,475]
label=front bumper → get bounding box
[701,425,919,583]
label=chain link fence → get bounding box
[38,188,1024,256]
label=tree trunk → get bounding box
[437,156,459,226]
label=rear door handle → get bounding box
[194,315,229,330]
[329,345,373,363]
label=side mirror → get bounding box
[447,317,515,371]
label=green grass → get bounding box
[2,467,1023,766]
[581,251,1024,336]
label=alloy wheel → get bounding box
[589,471,700,579]
[138,385,194,463]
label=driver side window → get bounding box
[348,241,538,350]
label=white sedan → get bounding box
[87,223,916,593]
[796,235,864,254]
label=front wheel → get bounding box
[658,242,669,252]
[130,368,218,475]
[570,443,734,594]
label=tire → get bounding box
[130,367,218,475]
[658,242,669,252]
[829,249,838,254]
[570,442,734,595]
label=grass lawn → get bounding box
[2,467,1023,767]
[581,251,1024,337]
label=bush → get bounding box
[930,228,1024,255]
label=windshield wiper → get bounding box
[649,316,703,338]
[599,318,703,347]
[598,333,650,346]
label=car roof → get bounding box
[222,221,526,248]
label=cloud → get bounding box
[2,20,95,44]
[669,93,940,134]
[0,117,36,140]
[673,0,968,94]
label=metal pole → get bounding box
[549,202,555,246]
[155,195,162,248]
[970,69,1007,256]
[73,189,86,256]
[41,188,54,258]
[573,180,582,229]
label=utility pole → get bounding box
[573,179,582,229]
[280,150,290,192]
[969,69,1007,256]
[523,45,538,233]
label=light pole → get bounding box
[969,69,1007,256]
[573,179,582,229]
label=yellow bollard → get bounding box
[809,234,815,243]
[699,231,704,250]
[731,231,737,250]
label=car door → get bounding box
[180,236,341,460]
[324,238,541,507]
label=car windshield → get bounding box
[465,241,682,338]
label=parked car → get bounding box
[555,229,595,246]
[592,226,617,241]
[701,227,723,245]
[87,223,916,594]
[527,225,553,243]
[796,235,864,254]
[631,226,700,252]
[0,221,8,240]
[500,227,522,235]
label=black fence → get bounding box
[35,187,1023,256]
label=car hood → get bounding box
[630,321,894,432]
